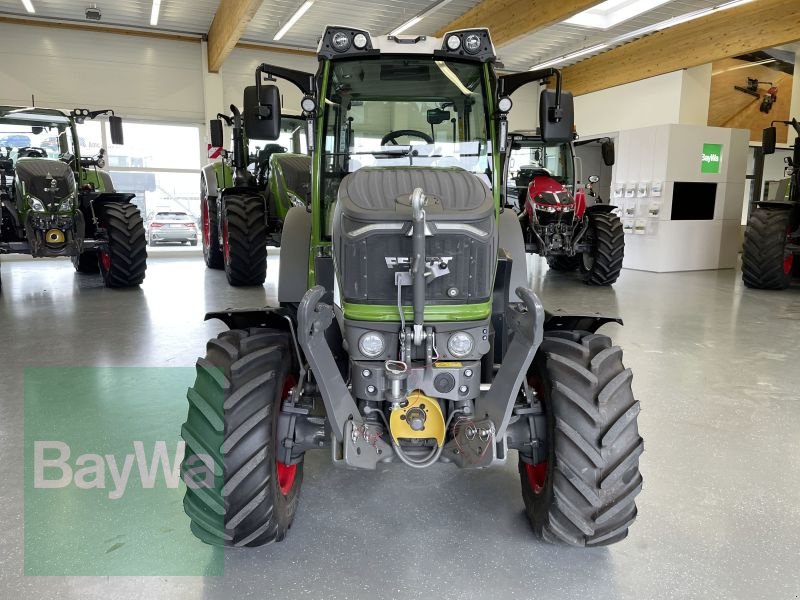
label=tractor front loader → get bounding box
[179,27,643,549]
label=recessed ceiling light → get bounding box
[274,1,315,41]
[150,0,161,26]
[565,0,672,30]
[389,0,455,37]
[21,0,35,13]
[530,0,755,70]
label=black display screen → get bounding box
[671,182,717,220]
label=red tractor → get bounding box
[506,131,624,285]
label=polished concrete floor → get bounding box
[1,253,799,599]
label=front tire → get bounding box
[742,208,793,289]
[581,212,624,286]
[202,177,224,270]
[181,329,303,547]
[97,202,147,288]
[222,194,268,286]
[519,330,643,547]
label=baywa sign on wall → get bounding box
[701,143,723,174]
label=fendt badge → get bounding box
[385,256,453,269]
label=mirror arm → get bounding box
[255,64,314,96]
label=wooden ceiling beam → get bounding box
[561,0,800,96]
[435,0,604,47]
[207,0,265,73]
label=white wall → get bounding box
[574,66,712,136]
[0,23,205,123]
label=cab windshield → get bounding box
[0,108,75,160]
[322,57,491,231]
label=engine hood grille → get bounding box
[15,158,76,206]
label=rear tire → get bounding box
[222,194,268,287]
[96,202,147,288]
[520,330,643,547]
[742,208,792,289]
[202,176,224,270]
[547,255,580,271]
[72,250,100,273]
[581,212,624,286]
[181,328,303,547]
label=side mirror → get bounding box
[109,116,124,145]
[244,84,281,141]
[209,119,224,149]
[601,139,615,166]
[762,126,776,155]
[539,89,574,144]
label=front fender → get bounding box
[204,306,294,331]
[202,163,220,198]
[544,310,622,332]
[585,203,618,214]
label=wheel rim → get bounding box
[99,249,111,272]
[276,375,297,496]
[785,254,794,275]
[202,196,210,250]
[524,462,548,495]
[222,219,230,264]
[524,375,548,495]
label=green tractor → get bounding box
[0,106,146,289]
[741,118,800,289]
[200,94,310,286]
[180,27,643,548]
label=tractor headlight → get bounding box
[59,196,74,212]
[358,332,385,358]
[331,31,351,52]
[446,34,461,51]
[29,197,46,212]
[464,33,482,54]
[353,33,368,49]
[447,332,474,358]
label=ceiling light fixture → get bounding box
[529,44,609,70]
[565,0,672,30]
[274,0,315,41]
[389,0,455,37]
[529,0,755,71]
[150,0,161,26]
[21,0,35,13]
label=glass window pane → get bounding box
[106,122,200,170]
[75,121,103,157]
[110,171,199,222]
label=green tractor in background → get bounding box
[0,106,146,289]
[200,92,310,286]
[742,118,800,289]
[180,27,642,549]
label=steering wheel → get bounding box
[17,146,48,158]
[380,130,434,146]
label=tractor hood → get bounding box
[332,167,497,310]
[15,157,76,207]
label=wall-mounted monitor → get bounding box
[671,182,717,220]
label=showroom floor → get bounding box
[1,254,799,600]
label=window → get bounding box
[103,122,203,247]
